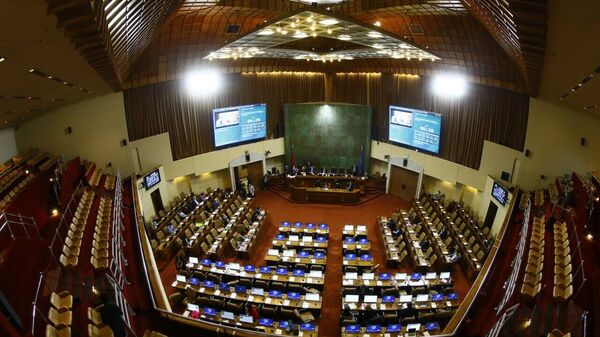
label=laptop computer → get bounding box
[362,273,375,280]
[300,323,315,331]
[259,318,274,327]
[425,322,439,331]
[316,236,327,242]
[250,287,264,296]
[360,254,372,261]
[358,238,369,244]
[203,280,214,288]
[244,265,255,273]
[204,307,217,316]
[345,294,359,303]
[364,295,378,303]
[440,272,451,279]
[344,237,355,244]
[215,261,225,269]
[309,270,323,278]
[399,295,413,302]
[269,290,283,298]
[305,293,320,301]
[187,303,200,312]
[200,258,211,266]
[293,269,305,277]
[278,321,290,329]
[275,234,286,240]
[345,253,356,260]
[357,225,367,232]
[289,235,299,242]
[287,292,301,300]
[448,293,459,300]
[281,221,290,227]
[314,251,325,259]
[344,225,354,231]
[407,323,421,333]
[293,222,303,228]
[382,295,396,303]
[298,251,309,258]
[219,282,230,292]
[345,272,358,280]
[283,250,295,257]
[395,273,408,281]
[425,272,437,280]
[379,272,391,280]
[221,311,235,320]
[189,278,200,286]
[366,325,382,333]
[416,294,429,302]
[267,249,280,256]
[302,236,313,242]
[305,223,315,228]
[345,324,361,333]
[410,273,422,281]
[259,266,271,273]
[318,223,328,229]
[176,275,186,283]
[387,324,402,333]
[276,267,288,275]
[432,293,444,301]
[189,257,199,264]
[239,314,254,324]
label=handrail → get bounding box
[0,211,39,240]
[442,187,517,334]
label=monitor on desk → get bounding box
[294,222,303,227]
[345,253,356,260]
[314,251,325,259]
[407,323,421,332]
[345,294,359,303]
[293,269,305,277]
[344,225,354,231]
[344,237,355,244]
[345,272,358,280]
[244,265,256,272]
[440,272,451,279]
[395,273,408,281]
[201,258,211,266]
[267,249,280,256]
[364,295,378,303]
[260,266,272,273]
[176,275,186,283]
[382,295,396,303]
[379,272,391,280]
[189,257,199,264]
[229,263,240,270]
[366,325,382,333]
[279,321,290,329]
[269,290,282,298]
[281,221,290,227]
[425,322,439,331]
[239,314,254,324]
[219,282,230,292]
[250,288,265,296]
[448,293,459,301]
[302,236,313,242]
[275,234,286,240]
[400,295,413,302]
[276,267,288,275]
[345,324,361,333]
[416,294,429,302]
[189,278,200,286]
[187,303,200,312]
[318,223,328,229]
[358,237,369,244]
[425,272,437,280]
[410,273,422,281]
[287,292,301,300]
[432,294,444,301]
[300,323,315,331]
[306,223,315,228]
[283,250,295,257]
[221,311,235,320]
[259,318,274,327]
[362,272,375,280]
[357,225,367,232]
[203,280,214,288]
[305,293,320,301]
[298,251,309,257]
[387,324,402,333]
[204,307,217,316]
[360,254,372,261]
[215,261,225,268]
[289,235,299,242]
[309,270,323,278]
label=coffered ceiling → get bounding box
[4,0,599,129]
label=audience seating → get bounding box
[91,197,112,272]
[552,221,573,302]
[48,307,73,328]
[50,291,73,312]
[60,190,94,269]
[46,325,71,337]
[88,324,114,337]
[520,215,545,300]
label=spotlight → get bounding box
[51,209,59,216]
[184,68,223,96]
[25,170,30,174]
[432,73,468,98]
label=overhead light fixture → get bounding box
[368,31,383,38]
[338,34,352,41]
[432,73,468,98]
[29,69,35,73]
[184,68,223,96]
[0,57,5,63]
[293,31,308,38]
[374,21,381,27]
[319,18,338,26]
[258,28,275,35]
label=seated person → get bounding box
[247,182,255,197]
[392,227,403,239]
[448,244,456,255]
[339,304,356,324]
[178,210,188,219]
[449,251,461,263]
[346,181,353,191]
[220,213,229,224]
[420,238,430,250]
[166,223,176,235]
[439,226,449,240]
[151,218,160,230]
[182,236,191,248]
[271,167,279,175]
[399,302,418,319]
[211,199,220,210]
[387,218,397,230]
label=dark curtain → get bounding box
[124,72,528,169]
[124,72,325,160]
[332,73,529,169]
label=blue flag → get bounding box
[358,145,365,176]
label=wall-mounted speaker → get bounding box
[402,157,408,167]
[540,175,546,180]
[524,149,531,157]
[581,137,587,146]
[66,126,72,134]
[245,150,250,162]
[501,171,510,182]
[121,139,128,147]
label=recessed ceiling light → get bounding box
[338,34,352,41]
[0,57,5,63]
[29,69,35,73]
[319,19,338,26]
[258,29,275,35]
[293,31,308,38]
[374,21,381,27]
[372,44,384,49]
[399,43,411,49]
[368,31,383,38]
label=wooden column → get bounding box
[324,72,333,102]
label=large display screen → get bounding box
[213,103,267,148]
[144,169,161,190]
[389,105,442,154]
[492,181,508,206]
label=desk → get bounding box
[342,272,452,288]
[272,235,328,250]
[287,175,366,191]
[265,250,327,266]
[341,294,460,312]
[342,323,441,337]
[279,222,329,236]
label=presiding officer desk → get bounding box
[287,175,365,204]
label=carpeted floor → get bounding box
[157,190,472,337]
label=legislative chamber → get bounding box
[0,1,599,337]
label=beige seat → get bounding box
[555,254,571,268]
[521,282,541,300]
[91,256,109,271]
[523,272,542,287]
[50,292,73,312]
[59,254,78,270]
[46,325,71,337]
[93,240,109,250]
[92,247,109,259]
[87,305,105,326]
[62,245,80,257]
[552,284,573,302]
[554,272,572,288]
[547,329,571,337]
[88,324,115,337]
[554,263,572,276]
[525,262,543,275]
[48,307,72,328]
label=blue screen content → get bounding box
[389,105,441,153]
[213,103,267,148]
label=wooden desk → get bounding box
[341,272,452,288]
[341,323,441,337]
[278,223,329,236]
[265,251,327,266]
[341,294,460,312]
[287,175,367,191]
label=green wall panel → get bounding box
[284,103,371,173]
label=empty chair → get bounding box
[229,238,239,250]
[520,282,541,300]
[525,261,543,275]
[260,304,278,318]
[555,254,571,268]
[48,307,72,327]
[62,245,80,258]
[91,256,109,271]
[270,281,286,292]
[523,272,542,287]
[59,254,78,270]
[87,305,105,326]
[554,272,572,289]
[92,247,109,259]
[552,285,573,302]
[92,240,109,251]
[547,329,571,337]
[46,325,71,337]
[50,292,73,312]
[88,324,114,337]
[554,263,572,276]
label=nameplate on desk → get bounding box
[306,278,313,283]
[265,298,272,304]
[302,302,309,308]
[273,275,279,280]
[275,329,282,335]
[283,300,290,306]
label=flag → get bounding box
[358,145,365,176]
[290,144,296,168]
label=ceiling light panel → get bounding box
[204,10,440,62]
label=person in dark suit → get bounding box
[399,302,418,319]
[420,238,430,250]
[439,226,449,240]
[360,307,382,325]
[387,218,397,230]
[99,293,126,337]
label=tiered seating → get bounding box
[27,151,48,167]
[232,207,268,258]
[88,167,102,187]
[0,170,34,209]
[535,189,545,207]
[520,216,544,300]
[548,182,560,204]
[46,290,74,336]
[103,174,115,190]
[552,221,573,301]
[60,190,94,269]
[342,225,374,271]
[91,197,112,271]
[39,156,59,171]
[520,191,531,210]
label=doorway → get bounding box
[389,165,419,200]
[483,201,498,228]
[150,189,164,215]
